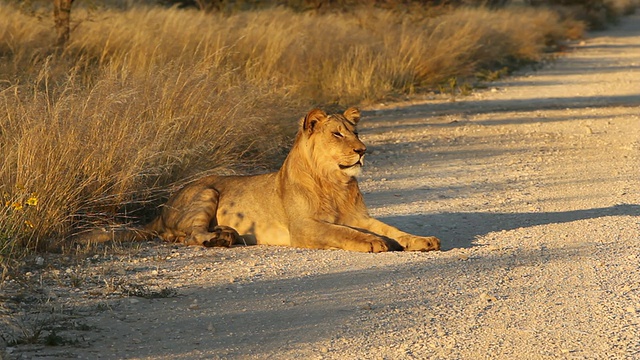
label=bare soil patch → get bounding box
[2,13,639,360]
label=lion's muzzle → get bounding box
[339,154,365,169]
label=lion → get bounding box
[139,107,440,253]
[77,108,440,252]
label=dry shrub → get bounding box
[0,66,296,251]
[529,0,638,29]
[0,5,53,76]
[0,7,302,253]
[609,0,640,15]
[4,4,581,102]
[302,6,576,102]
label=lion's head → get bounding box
[298,107,366,180]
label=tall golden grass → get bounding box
[0,3,584,263]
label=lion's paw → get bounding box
[202,226,241,248]
[367,238,390,253]
[400,235,441,252]
[355,236,402,253]
[186,226,242,247]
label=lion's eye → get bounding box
[332,132,344,138]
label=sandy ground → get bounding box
[2,12,639,360]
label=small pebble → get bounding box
[480,292,497,302]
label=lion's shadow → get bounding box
[379,203,640,250]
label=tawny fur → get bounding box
[79,108,440,252]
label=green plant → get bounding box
[0,312,50,346]
[476,67,511,82]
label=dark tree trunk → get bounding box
[53,0,74,47]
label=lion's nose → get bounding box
[354,146,366,156]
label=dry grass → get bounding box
[0,2,586,263]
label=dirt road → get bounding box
[2,12,639,360]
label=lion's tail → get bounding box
[71,216,163,246]
[144,216,164,235]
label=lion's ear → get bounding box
[343,107,361,125]
[303,109,328,133]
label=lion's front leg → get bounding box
[353,217,440,252]
[289,221,402,253]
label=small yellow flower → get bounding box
[26,194,38,207]
[11,202,23,211]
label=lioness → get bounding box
[145,107,440,252]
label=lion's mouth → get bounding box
[339,157,364,169]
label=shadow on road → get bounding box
[380,204,640,250]
[363,94,640,123]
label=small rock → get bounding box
[189,300,199,310]
[129,298,140,304]
[480,292,497,302]
[360,303,373,311]
[488,245,501,252]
